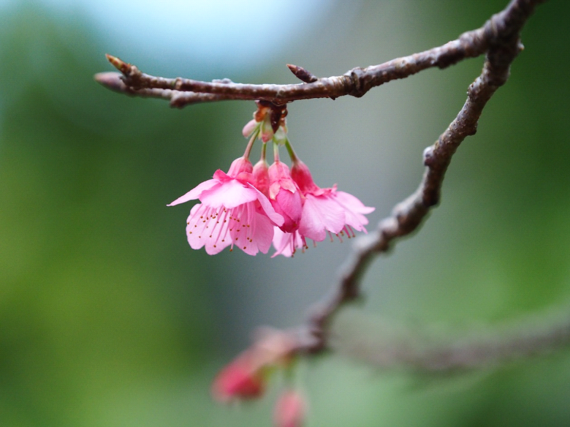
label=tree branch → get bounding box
[95,0,546,108]
[287,0,548,357]
[332,307,570,372]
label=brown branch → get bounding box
[332,307,570,372]
[285,0,547,357]
[95,0,545,107]
[94,71,231,107]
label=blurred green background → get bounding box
[1,0,569,426]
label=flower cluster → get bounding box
[169,104,374,257]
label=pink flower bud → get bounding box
[274,389,306,427]
[261,119,275,143]
[242,119,258,138]
[212,357,265,403]
[212,330,297,403]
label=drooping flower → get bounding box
[292,159,374,240]
[168,157,284,256]
[212,329,297,403]
[273,389,307,427]
[272,159,374,257]
[212,354,266,402]
[268,160,303,233]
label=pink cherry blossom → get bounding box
[212,355,266,402]
[272,160,374,257]
[212,329,297,403]
[293,160,374,238]
[168,157,284,256]
[268,161,303,233]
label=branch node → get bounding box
[423,146,436,167]
[346,68,368,98]
[485,13,501,42]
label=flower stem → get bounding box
[260,140,267,162]
[273,141,280,162]
[284,138,299,164]
[243,128,259,161]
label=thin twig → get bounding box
[332,307,570,372]
[95,0,545,108]
[289,0,548,357]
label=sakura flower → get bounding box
[212,329,297,403]
[268,161,303,233]
[212,355,266,402]
[168,157,284,256]
[292,160,374,241]
[272,160,374,256]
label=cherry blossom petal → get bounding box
[333,191,375,232]
[186,204,232,254]
[200,179,258,208]
[272,189,303,233]
[228,203,273,255]
[167,179,219,206]
[334,191,375,214]
[299,195,345,241]
[230,206,275,256]
[272,228,306,258]
[251,184,285,226]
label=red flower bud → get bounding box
[212,357,265,403]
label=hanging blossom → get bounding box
[246,114,374,257]
[271,145,375,257]
[268,160,303,233]
[168,157,284,256]
[293,159,374,240]
[170,102,374,257]
[212,328,308,425]
[212,329,297,403]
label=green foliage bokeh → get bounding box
[1,1,570,426]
